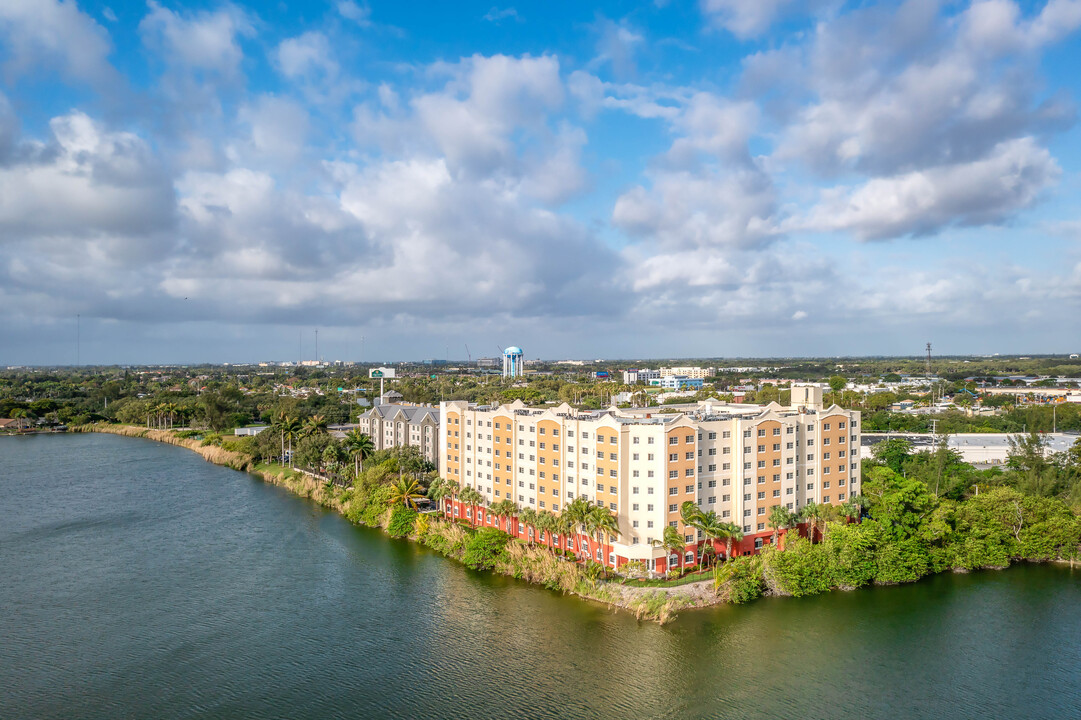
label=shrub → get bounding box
[463,528,510,570]
[764,538,833,597]
[715,555,765,604]
[387,505,418,538]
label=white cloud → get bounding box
[337,1,371,26]
[139,1,254,78]
[0,0,116,87]
[234,95,310,165]
[0,111,174,239]
[276,32,338,80]
[483,7,521,23]
[591,16,644,79]
[700,0,799,38]
[797,137,1059,240]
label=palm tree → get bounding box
[427,477,451,513]
[564,496,592,559]
[801,502,826,544]
[536,510,555,550]
[303,414,328,437]
[518,506,538,544]
[768,505,798,548]
[389,476,426,509]
[10,408,29,433]
[680,499,705,558]
[718,521,744,561]
[444,479,461,517]
[588,503,620,577]
[321,442,348,477]
[653,524,685,575]
[552,510,573,556]
[695,510,729,568]
[343,429,374,477]
[460,487,484,526]
[281,415,303,468]
[501,500,521,536]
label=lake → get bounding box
[2,433,1079,719]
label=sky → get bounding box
[2,0,1081,365]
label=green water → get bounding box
[2,433,1079,719]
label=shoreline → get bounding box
[70,424,713,622]
[65,424,1081,622]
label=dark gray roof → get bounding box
[365,403,440,424]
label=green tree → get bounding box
[389,476,426,509]
[768,505,797,547]
[343,429,374,477]
[653,525,685,574]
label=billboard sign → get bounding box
[369,367,397,379]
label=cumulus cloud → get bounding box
[139,1,254,78]
[276,32,338,81]
[0,111,175,239]
[797,137,1059,240]
[700,0,800,38]
[0,0,117,87]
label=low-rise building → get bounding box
[623,369,661,385]
[355,393,441,464]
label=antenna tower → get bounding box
[925,342,932,378]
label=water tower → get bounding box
[503,346,524,379]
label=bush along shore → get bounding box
[72,424,1081,623]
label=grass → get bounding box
[622,568,714,588]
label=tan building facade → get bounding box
[439,385,860,569]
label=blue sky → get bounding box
[1,0,1080,365]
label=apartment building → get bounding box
[439,385,860,572]
[660,366,715,379]
[355,393,441,464]
[623,368,661,384]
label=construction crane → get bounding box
[465,344,471,363]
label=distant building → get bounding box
[476,357,499,368]
[651,376,704,390]
[503,346,524,379]
[234,426,269,436]
[355,393,441,464]
[660,366,715,380]
[623,369,661,384]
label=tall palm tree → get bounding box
[564,496,592,559]
[444,479,461,517]
[303,414,328,437]
[768,505,798,548]
[536,510,555,550]
[653,524,685,575]
[427,477,450,512]
[281,415,303,468]
[717,521,744,561]
[460,487,484,526]
[801,502,826,545]
[695,510,729,568]
[680,500,705,558]
[10,408,29,433]
[519,506,538,545]
[343,429,374,477]
[389,476,426,509]
[552,510,573,556]
[588,503,620,577]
